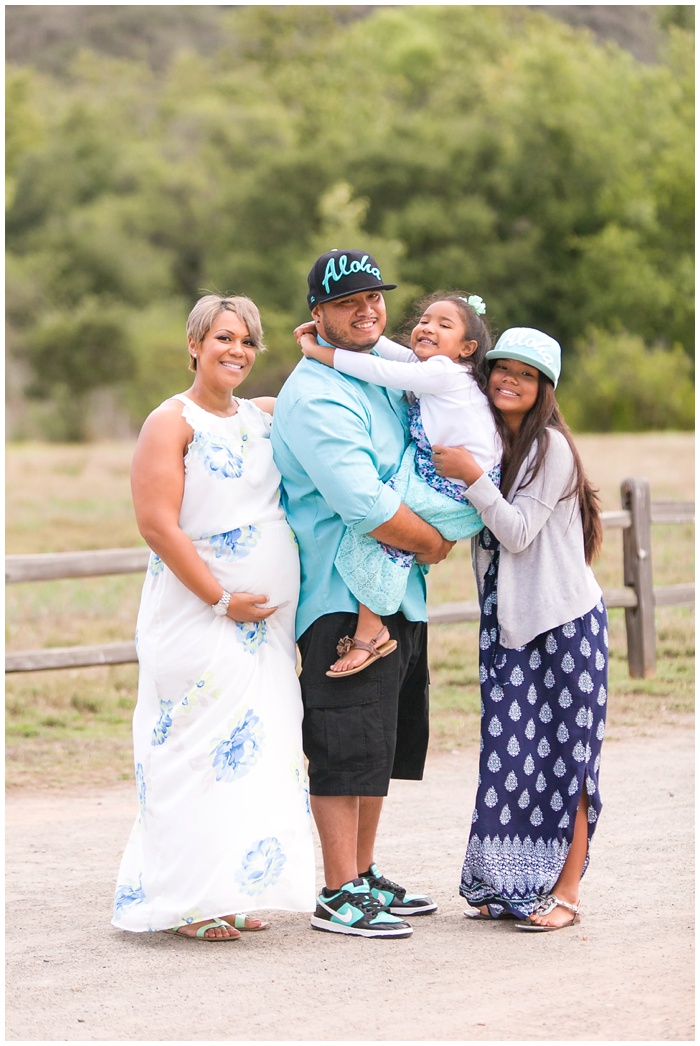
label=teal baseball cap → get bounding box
[485,327,562,387]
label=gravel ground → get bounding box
[5,720,694,1043]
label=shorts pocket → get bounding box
[303,678,388,773]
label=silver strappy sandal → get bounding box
[514,893,581,932]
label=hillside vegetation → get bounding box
[6,6,694,438]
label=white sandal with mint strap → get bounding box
[164,917,240,942]
[226,914,270,931]
[514,893,581,932]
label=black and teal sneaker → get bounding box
[364,864,438,915]
[310,878,413,938]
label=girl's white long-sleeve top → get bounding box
[330,336,502,477]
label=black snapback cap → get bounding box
[307,249,397,310]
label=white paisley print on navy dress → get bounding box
[460,527,608,918]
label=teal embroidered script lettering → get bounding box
[321,254,382,294]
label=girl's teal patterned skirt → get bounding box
[335,440,490,616]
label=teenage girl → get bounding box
[297,292,501,676]
[432,327,606,931]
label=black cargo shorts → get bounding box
[297,611,430,796]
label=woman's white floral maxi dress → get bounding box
[112,395,316,932]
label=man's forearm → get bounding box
[369,503,453,564]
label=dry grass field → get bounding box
[5,433,694,790]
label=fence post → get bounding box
[621,477,656,678]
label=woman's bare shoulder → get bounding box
[250,396,276,416]
[136,396,192,445]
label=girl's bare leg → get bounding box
[528,794,589,928]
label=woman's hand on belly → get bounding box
[227,592,278,622]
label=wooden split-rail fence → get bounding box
[5,478,694,680]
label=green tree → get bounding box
[5,5,694,437]
[558,329,694,432]
[5,68,46,209]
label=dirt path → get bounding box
[6,721,694,1043]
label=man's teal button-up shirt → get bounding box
[271,354,428,640]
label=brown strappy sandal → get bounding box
[326,626,398,678]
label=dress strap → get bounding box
[171,393,203,430]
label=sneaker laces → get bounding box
[344,890,387,918]
[371,872,405,899]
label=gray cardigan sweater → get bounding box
[466,427,602,649]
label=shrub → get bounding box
[558,328,695,432]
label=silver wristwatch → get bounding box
[211,590,231,616]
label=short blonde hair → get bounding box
[186,294,266,371]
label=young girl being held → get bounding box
[297,292,502,677]
[432,327,606,932]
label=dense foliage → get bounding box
[6,5,694,437]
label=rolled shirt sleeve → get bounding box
[281,389,401,534]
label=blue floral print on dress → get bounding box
[151,700,174,746]
[377,540,415,569]
[185,673,220,710]
[190,431,244,479]
[407,401,501,496]
[210,709,263,782]
[148,552,164,576]
[135,763,146,814]
[178,907,205,927]
[114,876,145,914]
[407,402,470,501]
[234,619,268,653]
[235,837,287,895]
[208,525,260,560]
[149,676,216,754]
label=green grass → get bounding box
[6,441,140,553]
[5,435,694,790]
[426,542,695,753]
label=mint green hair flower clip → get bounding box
[462,294,486,316]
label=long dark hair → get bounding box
[493,371,603,564]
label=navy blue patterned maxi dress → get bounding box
[460,529,608,918]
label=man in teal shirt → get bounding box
[271,249,453,938]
